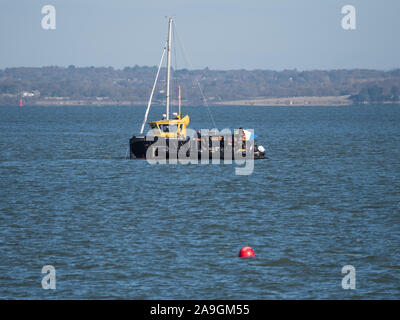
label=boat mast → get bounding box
[165,17,173,120]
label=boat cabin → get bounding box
[148,114,190,138]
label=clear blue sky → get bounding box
[0,0,399,70]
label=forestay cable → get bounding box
[140,44,167,134]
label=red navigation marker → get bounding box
[238,246,255,257]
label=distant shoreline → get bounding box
[1,95,353,107]
[2,95,400,107]
[214,95,352,106]
[2,67,399,107]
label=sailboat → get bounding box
[129,18,266,161]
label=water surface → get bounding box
[0,104,399,299]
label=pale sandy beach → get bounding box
[215,95,352,106]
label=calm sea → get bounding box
[0,104,399,299]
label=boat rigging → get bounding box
[129,17,266,161]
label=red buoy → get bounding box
[19,98,23,107]
[238,246,255,257]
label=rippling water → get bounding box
[0,104,399,299]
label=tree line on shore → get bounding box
[0,66,399,105]
[349,85,399,104]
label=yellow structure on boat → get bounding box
[148,86,190,138]
[148,115,190,138]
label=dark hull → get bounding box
[129,135,265,160]
[129,136,153,159]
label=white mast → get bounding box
[165,17,173,120]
